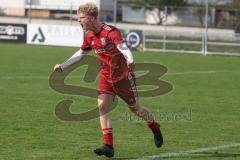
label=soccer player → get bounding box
[53,3,163,158]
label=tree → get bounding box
[231,0,240,8]
[130,0,187,24]
[231,0,240,32]
[191,0,219,26]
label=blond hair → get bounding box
[78,3,98,18]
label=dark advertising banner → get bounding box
[0,23,27,43]
[126,30,143,49]
[120,29,143,49]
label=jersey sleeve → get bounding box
[80,33,92,51]
[108,29,124,46]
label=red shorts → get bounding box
[98,72,138,106]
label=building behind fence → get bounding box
[0,0,240,55]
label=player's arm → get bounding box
[54,31,92,72]
[53,49,89,72]
[109,29,135,70]
[117,42,134,65]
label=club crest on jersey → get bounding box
[100,38,106,46]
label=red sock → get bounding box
[102,128,113,147]
[148,121,160,133]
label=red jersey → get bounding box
[81,24,130,82]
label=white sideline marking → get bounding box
[0,75,82,80]
[132,143,240,160]
[0,76,49,80]
[0,70,239,80]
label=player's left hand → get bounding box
[128,62,135,70]
[53,64,63,72]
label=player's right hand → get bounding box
[53,64,63,72]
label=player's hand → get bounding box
[53,64,63,72]
[127,62,135,70]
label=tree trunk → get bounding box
[157,8,163,25]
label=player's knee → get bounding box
[98,103,110,115]
[129,104,141,114]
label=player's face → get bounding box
[78,13,95,32]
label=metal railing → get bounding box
[143,29,240,56]
[142,3,240,56]
[0,0,240,56]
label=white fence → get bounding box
[1,0,240,56]
[142,28,240,56]
[141,2,240,56]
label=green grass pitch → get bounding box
[0,43,240,160]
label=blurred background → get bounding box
[0,0,240,55]
[1,1,240,159]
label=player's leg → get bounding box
[128,101,154,122]
[94,75,115,157]
[98,93,114,147]
[114,72,163,147]
[94,94,115,157]
[129,102,163,148]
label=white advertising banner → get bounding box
[27,24,83,47]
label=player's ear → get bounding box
[90,16,96,21]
